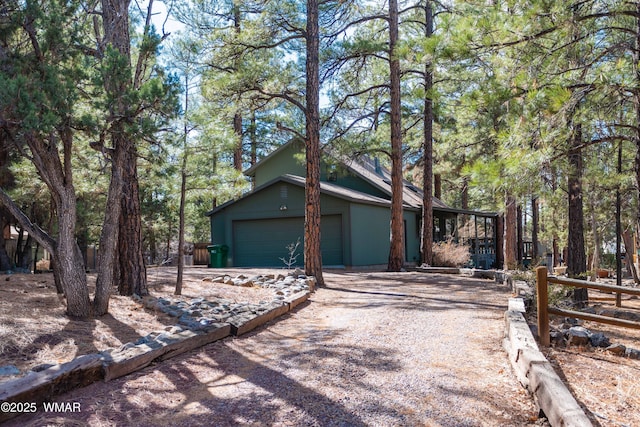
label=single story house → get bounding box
[206,140,498,269]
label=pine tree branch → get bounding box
[232,34,304,52]
[276,121,305,141]
[0,187,56,254]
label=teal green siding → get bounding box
[348,204,420,266]
[210,182,353,267]
[349,204,390,265]
[251,142,390,202]
[233,217,304,267]
[233,215,343,267]
[253,142,306,187]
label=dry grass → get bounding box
[0,267,276,377]
[432,239,471,267]
[542,290,640,427]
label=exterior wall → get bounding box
[209,182,354,267]
[253,142,306,187]
[404,210,420,264]
[349,204,390,266]
[252,142,390,202]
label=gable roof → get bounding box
[244,139,450,210]
[206,174,420,217]
[336,153,451,210]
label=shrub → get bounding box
[432,239,471,267]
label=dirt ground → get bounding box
[0,267,278,375]
[0,267,639,426]
[541,290,640,427]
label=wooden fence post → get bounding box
[536,266,550,346]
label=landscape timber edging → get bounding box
[0,354,104,423]
[504,297,593,427]
[0,278,313,424]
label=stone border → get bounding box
[0,275,313,423]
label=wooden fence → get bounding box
[193,243,210,266]
[535,266,640,346]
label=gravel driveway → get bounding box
[12,271,539,427]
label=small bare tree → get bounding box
[280,238,301,270]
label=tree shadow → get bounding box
[7,269,533,426]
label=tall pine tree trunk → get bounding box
[504,193,517,270]
[532,197,539,262]
[420,0,434,267]
[434,174,442,199]
[304,0,324,286]
[387,0,405,271]
[117,147,147,296]
[517,204,523,265]
[0,210,11,271]
[94,0,133,314]
[589,196,601,282]
[233,113,243,170]
[250,113,258,166]
[567,124,588,306]
[94,133,124,315]
[622,230,639,283]
[635,2,640,267]
[0,144,11,271]
[176,72,191,296]
[567,124,587,278]
[233,5,243,172]
[461,177,469,210]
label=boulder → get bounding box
[625,348,640,360]
[566,326,590,346]
[606,343,626,356]
[589,332,610,348]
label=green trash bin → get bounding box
[207,244,229,268]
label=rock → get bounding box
[0,365,20,377]
[566,326,590,346]
[164,325,184,334]
[549,330,565,345]
[589,332,610,348]
[625,348,640,360]
[563,317,582,327]
[606,343,626,355]
[30,363,55,372]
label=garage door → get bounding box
[232,215,343,267]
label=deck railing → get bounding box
[535,266,640,346]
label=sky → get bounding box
[142,0,185,37]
